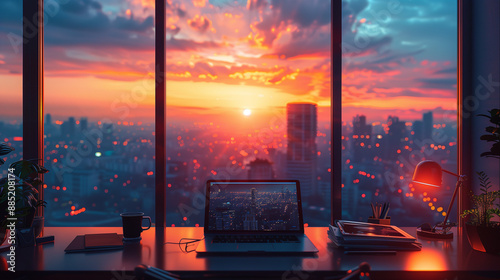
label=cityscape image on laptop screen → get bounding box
[208,182,300,231]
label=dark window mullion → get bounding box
[331,0,342,223]
[23,0,44,219]
[155,0,167,239]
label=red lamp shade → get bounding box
[412,160,443,188]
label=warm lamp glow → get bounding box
[412,160,442,188]
[406,248,447,271]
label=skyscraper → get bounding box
[384,116,406,159]
[45,114,52,126]
[80,117,88,132]
[352,115,372,162]
[423,111,433,140]
[247,158,275,179]
[286,103,317,197]
[61,117,76,138]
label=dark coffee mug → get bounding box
[121,212,151,240]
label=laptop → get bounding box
[195,180,319,254]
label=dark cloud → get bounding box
[271,0,331,27]
[166,1,187,18]
[417,78,456,89]
[61,0,103,15]
[187,15,212,33]
[434,67,457,74]
[114,15,154,32]
[167,25,181,35]
[249,0,330,47]
[268,29,331,59]
[342,0,392,57]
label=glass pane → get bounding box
[342,0,458,226]
[44,1,155,226]
[0,0,23,166]
[166,0,332,226]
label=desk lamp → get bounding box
[412,160,466,239]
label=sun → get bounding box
[243,109,252,116]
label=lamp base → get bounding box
[416,227,453,239]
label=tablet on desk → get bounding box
[335,220,416,242]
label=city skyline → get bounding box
[1,108,457,227]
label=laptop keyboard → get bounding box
[213,235,300,243]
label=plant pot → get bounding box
[465,223,500,254]
[16,227,36,248]
[32,216,44,238]
[18,208,36,228]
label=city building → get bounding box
[62,169,99,197]
[286,103,318,197]
[352,115,372,162]
[247,158,275,179]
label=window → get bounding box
[0,0,23,166]
[165,0,332,226]
[42,0,155,226]
[17,0,460,228]
[341,0,458,226]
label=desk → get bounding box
[2,227,500,279]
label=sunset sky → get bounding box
[0,0,457,127]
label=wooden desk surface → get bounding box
[3,227,500,279]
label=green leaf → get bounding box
[0,143,15,156]
[485,126,498,134]
[9,160,39,179]
[480,135,497,142]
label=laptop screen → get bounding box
[205,180,303,233]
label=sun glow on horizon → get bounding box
[243,109,252,116]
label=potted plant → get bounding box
[0,142,48,247]
[461,109,500,254]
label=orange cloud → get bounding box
[193,0,208,7]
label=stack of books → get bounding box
[328,220,422,251]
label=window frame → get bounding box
[23,0,467,233]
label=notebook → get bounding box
[65,233,123,253]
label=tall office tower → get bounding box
[352,115,372,162]
[100,123,115,152]
[61,117,76,138]
[215,208,235,230]
[80,117,88,132]
[62,169,99,197]
[412,120,423,141]
[384,116,406,159]
[243,212,258,230]
[250,188,258,210]
[247,158,275,179]
[244,188,259,230]
[45,114,55,136]
[423,111,433,140]
[267,148,286,178]
[45,114,52,125]
[286,103,317,197]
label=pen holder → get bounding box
[368,217,391,225]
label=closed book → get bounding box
[85,233,123,248]
[65,233,123,253]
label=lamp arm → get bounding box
[442,169,460,177]
[439,175,466,228]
